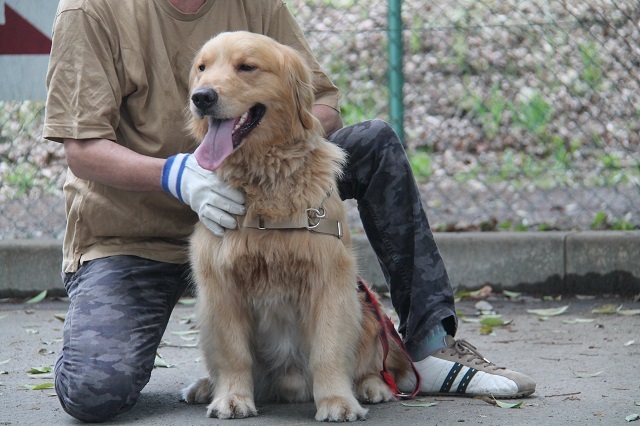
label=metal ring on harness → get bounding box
[306,207,326,229]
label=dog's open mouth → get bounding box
[194,104,265,171]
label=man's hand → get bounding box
[162,154,245,236]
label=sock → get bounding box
[409,321,448,361]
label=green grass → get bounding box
[408,149,433,181]
[4,163,37,198]
[512,91,552,136]
[578,41,603,90]
[592,212,637,230]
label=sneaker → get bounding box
[398,336,536,398]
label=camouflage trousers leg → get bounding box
[329,119,457,356]
[55,255,190,422]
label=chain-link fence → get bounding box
[1,0,639,239]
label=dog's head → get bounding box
[188,31,319,171]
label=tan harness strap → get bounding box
[240,213,343,238]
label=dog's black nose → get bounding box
[191,88,218,111]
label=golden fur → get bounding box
[181,31,410,421]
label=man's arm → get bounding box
[64,104,342,191]
[313,104,343,136]
[63,138,165,191]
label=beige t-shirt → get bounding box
[43,0,341,273]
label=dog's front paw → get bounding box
[356,375,396,404]
[315,396,368,422]
[182,377,214,404]
[207,393,257,419]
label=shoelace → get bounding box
[447,339,504,371]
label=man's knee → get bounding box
[56,367,138,422]
[343,119,401,149]
[366,118,398,141]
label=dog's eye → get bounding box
[238,64,256,72]
[198,64,206,72]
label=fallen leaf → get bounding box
[170,330,199,335]
[26,290,47,304]
[28,373,53,379]
[178,298,196,305]
[626,414,640,422]
[573,370,604,378]
[163,342,198,348]
[179,314,196,324]
[562,318,595,324]
[401,402,438,407]
[495,400,523,409]
[618,309,640,316]
[40,338,63,345]
[543,295,562,301]
[0,359,11,365]
[26,366,53,374]
[591,304,622,314]
[54,313,67,322]
[480,317,512,327]
[503,290,521,298]
[479,324,494,335]
[20,382,55,390]
[25,329,39,335]
[485,395,523,409]
[624,340,635,347]
[154,354,175,368]
[527,306,569,317]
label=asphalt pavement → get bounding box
[1,293,639,425]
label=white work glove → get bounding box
[161,153,245,236]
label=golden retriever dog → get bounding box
[181,31,415,421]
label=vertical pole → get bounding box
[388,0,405,145]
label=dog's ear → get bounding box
[283,48,317,130]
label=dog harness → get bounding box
[239,188,343,238]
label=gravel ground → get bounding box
[2,294,640,425]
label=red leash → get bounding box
[357,277,421,399]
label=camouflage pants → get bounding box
[55,119,455,422]
[329,119,457,355]
[55,256,190,422]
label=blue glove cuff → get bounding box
[161,153,190,203]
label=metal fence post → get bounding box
[388,0,405,145]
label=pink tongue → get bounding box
[194,117,236,171]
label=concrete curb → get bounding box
[2,231,640,297]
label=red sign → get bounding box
[0,4,51,54]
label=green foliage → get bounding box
[408,149,433,181]
[591,211,608,230]
[468,87,508,138]
[591,212,637,230]
[550,136,574,169]
[578,41,603,90]
[340,97,380,126]
[4,163,37,198]
[512,91,552,135]
[611,219,636,231]
[600,153,621,170]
